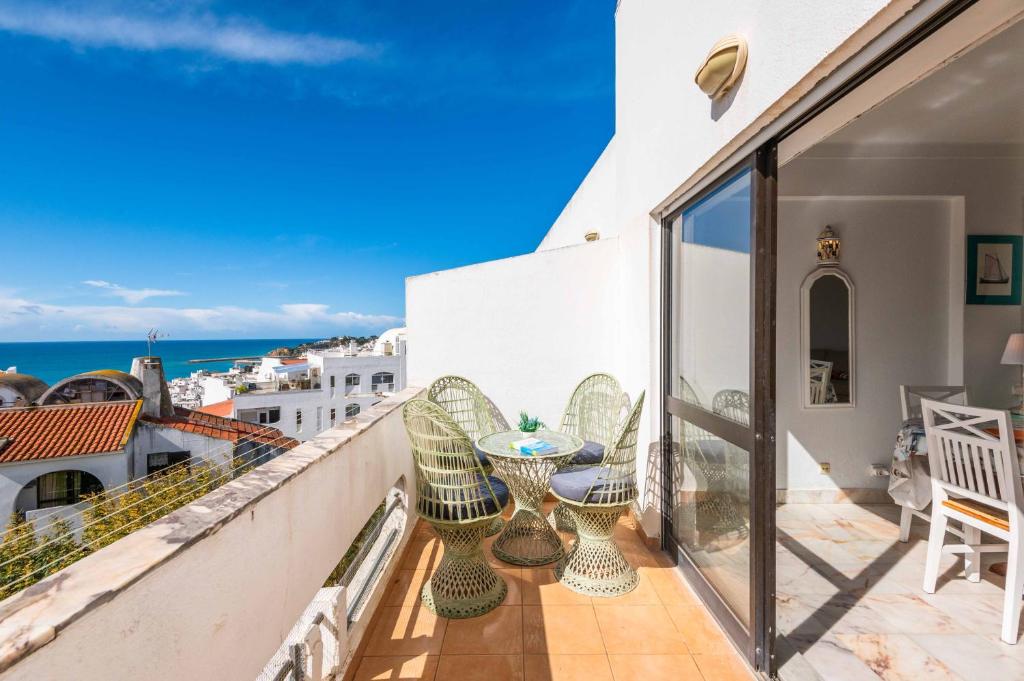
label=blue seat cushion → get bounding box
[421,475,509,522]
[550,466,635,505]
[570,440,606,465]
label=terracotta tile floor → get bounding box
[348,505,754,681]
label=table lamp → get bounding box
[1000,333,1024,414]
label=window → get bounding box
[238,407,280,425]
[35,470,103,509]
[345,403,360,419]
[316,406,323,432]
[345,373,360,394]
[296,409,303,432]
[330,408,336,426]
[147,451,190,475]
[371,372,395,392]
[329,374,336,398]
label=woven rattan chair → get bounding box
[711,389,750,426]
[682,379,749,542]
[402,399,509,618]
[550,391,645,597]
[427,375,511,536]
[552,373,631,532]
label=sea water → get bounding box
[0,339,316,384]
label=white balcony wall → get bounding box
[538,139,618,251]
[0,390,420,681]
[407,237,622,433]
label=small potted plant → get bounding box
[518,411,545,438]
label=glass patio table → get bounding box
[477,429,584,566]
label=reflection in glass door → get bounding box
[671,168,753,623]
[663,151,775,674]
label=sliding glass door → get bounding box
[662,149,776,674]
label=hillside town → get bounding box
[168,328,406,441]
[0,328,405,535]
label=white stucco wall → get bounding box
[407,238,623,430]
[539,0,903,253]
[537,139,619,251]
[0,453,129,519]
[130,423,236,474]
[406,1,983,530]
[780,151,1024,408]
[199,376,232,406]
[776,197,959,492]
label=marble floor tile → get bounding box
[779,632,884,681]
[911,633,1024,679]
[857,593,966,635]
[917,593,1024,646]
[776,503,1022,681]
[834,633,959,681]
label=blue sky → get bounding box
[0,1,615,341]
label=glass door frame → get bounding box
[660,146,777,676]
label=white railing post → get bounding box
[329,587,349,676]
[303,625,323,681]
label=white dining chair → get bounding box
[896,385,968,542]
[920,399,1024,644]
[809,360,832,405]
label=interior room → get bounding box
[773,16,1024,680]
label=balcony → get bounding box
[352,514,751,680]
[0,389,749,681]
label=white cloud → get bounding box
[0,292,402,341]
[0,3,375,66]
[82,279,186,305]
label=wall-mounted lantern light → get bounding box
[816,225,841,266]
[584,231,600,242]
[694,34,748,100]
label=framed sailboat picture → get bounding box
[967,235,1022,305]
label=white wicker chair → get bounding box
[552,373,630,532]
[427,375,510,536]
[402,399,509,618]
[551,392,645,597]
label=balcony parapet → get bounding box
[0,387,423,681]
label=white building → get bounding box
[0,357,295,531]
[198,329,407,441]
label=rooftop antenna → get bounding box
[146,328,168,356]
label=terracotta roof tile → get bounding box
[197,399,234,418]
[141,407,297,449]
[0,401,142,464]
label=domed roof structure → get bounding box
[0,373,49,407]
[40,370,143,405]
[373,327,407,355]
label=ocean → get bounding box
[0,339,317,385]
